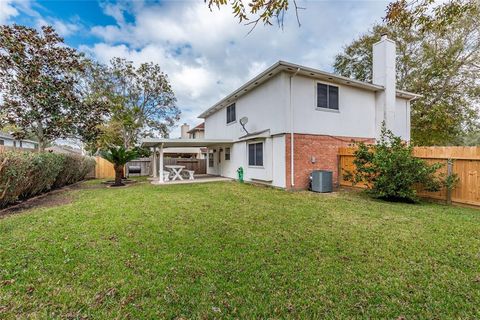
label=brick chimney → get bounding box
[372,34,396,139]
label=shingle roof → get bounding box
[187,122,205,133]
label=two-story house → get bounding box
[187,123,205,139]
[143,35,419,189]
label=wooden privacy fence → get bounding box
[338,146,480,207]
[95,156,118,179]
[95,157,148,179]
[126,158,151,176]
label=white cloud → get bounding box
[0,0,22,24]
[100,1,127,24]
[1,0,81,38]
[36,17,80,37]
[81,0,388,137]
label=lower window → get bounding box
[248,142,263,166]
[208,152,214,167]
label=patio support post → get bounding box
[152,147,158,178]
[158,143,164,183]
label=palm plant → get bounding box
[99,146,139,186]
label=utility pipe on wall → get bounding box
[289,67,301,188]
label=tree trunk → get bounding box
[113,164,124,186]
[39,142,46,152]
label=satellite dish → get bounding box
[240,117,248,125]
[240,117,249,134]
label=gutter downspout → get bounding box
[290,67,301,189]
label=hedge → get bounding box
[0,151,96,208]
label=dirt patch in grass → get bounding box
[0,181,104,218]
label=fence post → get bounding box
[446,159,453,205]
[337,155,341,187]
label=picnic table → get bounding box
[165,165,185,181]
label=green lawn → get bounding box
[0,180,479,319]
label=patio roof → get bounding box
[238,129,270,141]
[141,138,233,148]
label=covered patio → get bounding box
[141,138,233,184]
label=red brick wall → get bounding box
[285,134,374,190]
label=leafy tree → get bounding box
[86,58,180,152]
[344,124,446,203]
[333,0,480,145]
[0,25,108,151]
[206,0,303,31]
[461,130,480,146]
[99,146,140,187]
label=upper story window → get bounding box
[317,83,339,110]
[226,103,236,124]
[248,142,263,167]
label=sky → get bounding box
[1,0,389,137]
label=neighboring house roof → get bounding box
[0,131,38,144]
[198,60,421,118]
[46,146,82,155]
[187,122,205,134]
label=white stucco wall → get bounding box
[271,135,286,188]
[393,97,411,141]
[291,75,377,138]
[189,131,204,139]
[204,72,411,140]
[205,73,288,140]
[206,135,286,188]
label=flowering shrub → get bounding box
[0,151,95,208]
